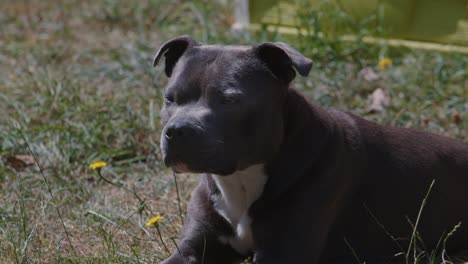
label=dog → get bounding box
[153,35,468,264]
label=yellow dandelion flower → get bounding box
[378,57,393,70]
[89,160,107,170]
[146,215,163,227]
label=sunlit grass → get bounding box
[0,0,466,263]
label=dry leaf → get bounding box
[452,111,462,124]
[367,88,391,113]
[421,116,431,125]
[359,67,379,82]
[5,154,35,171]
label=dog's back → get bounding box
[322,111,468,262]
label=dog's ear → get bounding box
[253,42,313,83]
[153,35,201,77]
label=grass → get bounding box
[0,0,466,263]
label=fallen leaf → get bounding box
[5,154,35,171]
[359,67,379,82]
[452,111,462,124]
[367,88,391,113]
[421,116,431,125]
[226,17,235,27]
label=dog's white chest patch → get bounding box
[212,164,268,255]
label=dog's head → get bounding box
[153,35,312,175]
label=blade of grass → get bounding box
[172,171,184,221]
[405,179,435,263]
[16,126,78,261]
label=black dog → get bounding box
[153,35,468,264]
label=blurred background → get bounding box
[0,0,466,263]
[247,0,468,46]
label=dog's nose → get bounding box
[165,123,196,142]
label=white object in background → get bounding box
[233,0,250,33]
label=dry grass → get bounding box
[0,0,466,263]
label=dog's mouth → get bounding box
[164,154,236,175]
[164,154,191,173]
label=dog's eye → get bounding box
[164,95,174,104]
[221,96,239,105]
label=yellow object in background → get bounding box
[378,58,392,70]
[248,0,468,46]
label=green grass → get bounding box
[0,0,466,263]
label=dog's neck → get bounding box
[259,88,335,202]
[208,89,334,254]
[211,164,268,255]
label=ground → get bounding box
[0,0,467,263]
